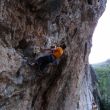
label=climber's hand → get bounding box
[40,47,51,52]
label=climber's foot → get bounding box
[27,60,35,66]
[29,62,35,66]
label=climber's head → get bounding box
[60,43,66,50]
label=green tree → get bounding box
[93,63,110,110]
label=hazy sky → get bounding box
[89,0,110,64]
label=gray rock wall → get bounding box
[0,0,106,110]
[78,65,100,110]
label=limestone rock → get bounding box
[0,0,106,110]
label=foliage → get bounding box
[93,62,110,109]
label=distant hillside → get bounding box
[93,59,110,68]
[92,59,110,110]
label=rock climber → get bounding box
[29,43,66,74]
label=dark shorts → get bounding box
[35,54,55,71]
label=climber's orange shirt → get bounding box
[53,47,63,59]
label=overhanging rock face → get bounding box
[0,0,106,110]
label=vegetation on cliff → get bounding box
[93,60,110,110]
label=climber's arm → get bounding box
[40,46,56,53]
[40,47,51,52]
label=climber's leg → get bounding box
[36,55,55,72]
